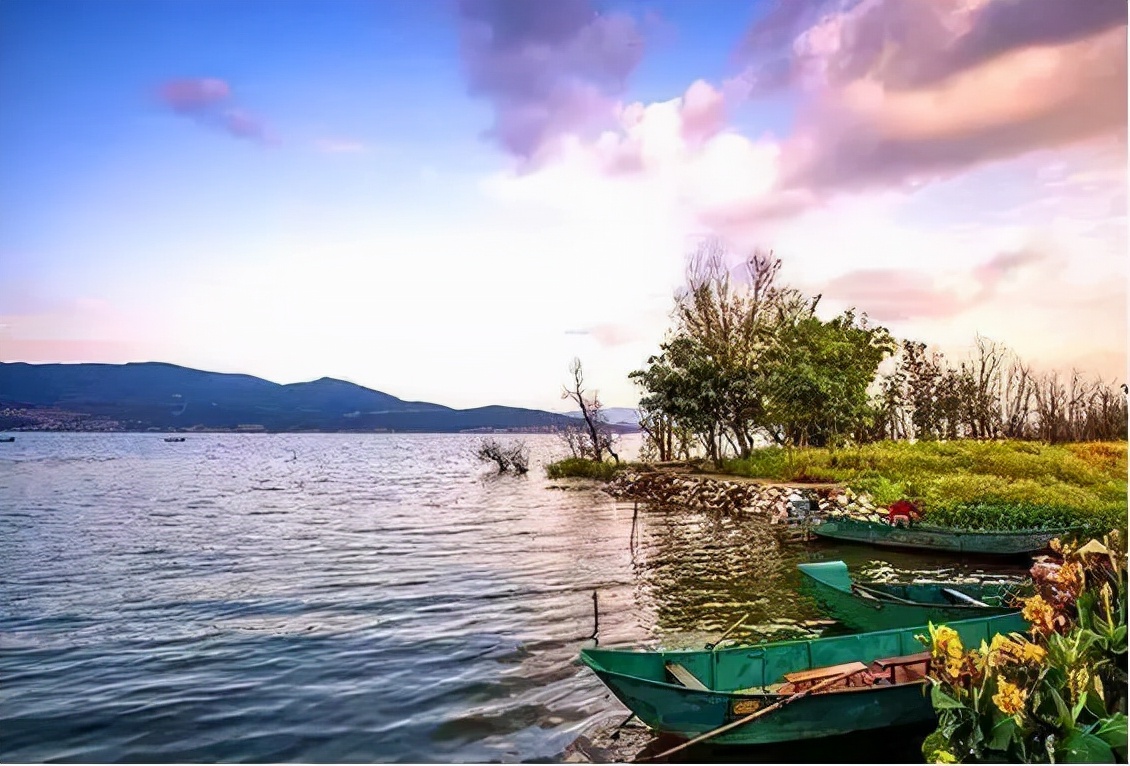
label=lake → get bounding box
[0,433,1027,762]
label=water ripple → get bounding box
[0,433,1026,762]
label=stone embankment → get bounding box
[604,469,887,523]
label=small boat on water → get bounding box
[0,436,14,442]
[579,611,1026,747]
[798,560,1023,632]
[811,518,1076,555]
[163,436,186,443]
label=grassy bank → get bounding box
[724,440,1127,536]
[545,457,623,480]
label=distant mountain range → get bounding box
[0,362,639,434]
[563,407,640,427]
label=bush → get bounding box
[918,534,1128,763]
[476,438,529,474]
[545,457,620,480]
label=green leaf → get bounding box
[1049,687,1078,731]
[1084,686,1108,719]
[1090,714,1127,758]
[932,685,968,710]
[986,716,1018,751]
[1058,730,1115,763]
[1073,693,1089,723]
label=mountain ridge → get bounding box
[0,361,635,434]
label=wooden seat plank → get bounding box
[873,651,931,670]
[665,662,709,691]
[784,661,868,685]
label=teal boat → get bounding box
[798,560,1023,632]
[580,612,1027,746]
[812,518,1075,555]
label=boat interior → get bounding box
[580,612,1026,694]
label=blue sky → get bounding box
[1,0,1125,410]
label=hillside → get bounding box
[0,362,615,433]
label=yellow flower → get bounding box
[992,678,1028,717]
[1068,667,1091,704]
[987,634,1017,667]
[932,625,964,660]
[1021,594,1057,636]
[931,749,959,764]
[1018,640,1046,665]
[1056,561,1084,593]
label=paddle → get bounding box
[706,612,750,651]
[851,582,921,606]
[633,661,868,762]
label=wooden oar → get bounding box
[633,661,868,762]
[706,612,750,650]
[851,583,921,606]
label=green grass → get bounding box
[722,440,1128,536]
[545,457,623,480]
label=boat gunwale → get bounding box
[816,519,1081,537]
[584,662,926,701]
[796,561,1019,612]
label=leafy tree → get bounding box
[632,239,895,459]
[762,309,895,447]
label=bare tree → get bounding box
[1000,354,1034,439]
[476,438,529,474]
[561,358,619,464]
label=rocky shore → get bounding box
[603,468,888,523]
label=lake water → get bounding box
[0,433,1028,763]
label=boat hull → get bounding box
[798,561,1019,632]
[811,519,1071,555]
[580,612,1027,745]
[589,669,931,744]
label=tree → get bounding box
[761,309,895,447]
[631,238,895,458]
[476,438,529,474]
[560,358,619,464]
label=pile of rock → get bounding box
[604,470,886,523]
[821,487,890,524]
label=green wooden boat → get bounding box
[811,518,1076,555]
[579,612,1027,746]
[798,560,1023,632]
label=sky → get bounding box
[1,0,1126,411]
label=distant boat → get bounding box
[163,436,186,442]
[0,436,14,442]
[579,611,1027,747]
[798,560,1023,632]
[811,518,1076,556]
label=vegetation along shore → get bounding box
[543,240,1127,539]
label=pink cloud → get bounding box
[159,78,230,113]
[156,77,272,144]
[732,0,1128,202]
[457,0,645,163]
[823,268,969,321]
[824,248,1051,321]
[679,80,726,146]
[778,25,1127,195]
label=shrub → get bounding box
[918,533,1128,763]
[545,457,620,480]
[476,438,529,474]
